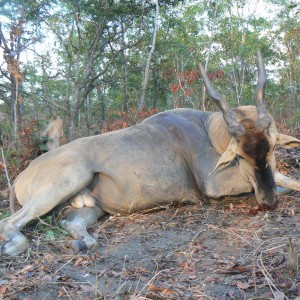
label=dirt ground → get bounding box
[0,149,300,300]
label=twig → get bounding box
[42,289,54,300]
[206,224,253,246]
[252,237,292,300]
[63,286,73,300]
[132,269,166,298]
[54,255,77,274]
[0,147,11,189]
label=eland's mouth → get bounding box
[259,196,278,210]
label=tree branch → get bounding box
[139,0,159,111]
[42,97,69,113]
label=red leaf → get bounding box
[0,286,8,297]
[235,281,251,290]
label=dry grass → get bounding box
[0,191,300,299]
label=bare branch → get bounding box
[42,97,69,113]
[0,22,10,52]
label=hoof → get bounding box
[71,240,86,254]
[0,236,29,256]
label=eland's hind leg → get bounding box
[0,164,95,256]
[0,203,60,256]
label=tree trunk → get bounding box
[97,85,105,133]
[85,95,91,136]
[69,87,81,140]
[69,108,80,141]
[152,65,158,109]
[11,77,22,145]
[201,84,206,111]
[121,20,128,113]
[139,0,159,112]
[201,2,218,111]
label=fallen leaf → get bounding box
[191,245,203,251]
[133,267,151,274]
[144,292,158,299]
[58,288,65,297]
[111,270,121,277]
[20,265,34,273]
[80,285,95,293]
[235,281,251,290]
[0,286,7,297]
[162,288,178,296]
[178,261,189,269]
[204,277,218,283]
[148,285,178,297]
[74,257,84,266]
[44,254,57,263]
[149,285,164,292]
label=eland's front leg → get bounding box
[275,172,300,192]
[61,205,105,253]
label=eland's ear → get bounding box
[211,138,238,173]
[276,133,300,148]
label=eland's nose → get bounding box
[262,195,278,210]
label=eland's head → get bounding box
[200,50,278,209]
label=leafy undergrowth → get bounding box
[0,193,300,300]
[101,108,158,133]
[0,120,43,190]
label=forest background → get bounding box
[0,0,299,188]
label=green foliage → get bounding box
[36,136,49,152]
[36,215,68,241]
[0,210,11,221]
[0,0,299,155]
[287,108,300,129]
